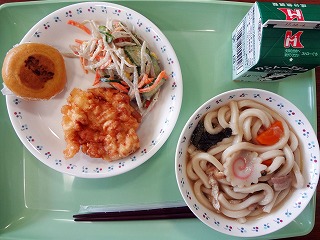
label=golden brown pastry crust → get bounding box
[2,43,67,100]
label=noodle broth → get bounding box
[175,88,319,237]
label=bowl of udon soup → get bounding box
[175,88,320,237]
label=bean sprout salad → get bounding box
[67,19,168,117]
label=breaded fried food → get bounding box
[61,87,142,161]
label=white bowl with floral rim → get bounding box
[6,2,182,178]
[175,88,319,237]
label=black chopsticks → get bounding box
[73,206,195,222]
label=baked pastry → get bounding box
[2,42,67,100]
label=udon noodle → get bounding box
[187,99,304,223]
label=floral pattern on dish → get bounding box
[6,2,182,178]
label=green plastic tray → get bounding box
[0,0,317,239]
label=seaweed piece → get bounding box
[190,120,206,147]
[190,120,232,151]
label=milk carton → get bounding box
[232,1,320,82]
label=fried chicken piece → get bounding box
[61,87,141,161]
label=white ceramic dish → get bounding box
[6,2,182,178]
[175,88,319,237]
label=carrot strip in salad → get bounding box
[80,57,88,74]
[99,58,112,69]
[67,20,91,35]
[139,71,168,93]
[143,77,155,86]
[120,81,129,87]
[138,74,155,88]
[93,71,101,86]
[74,39,84,44]
[110,82,129,93]
[138,74,148,88]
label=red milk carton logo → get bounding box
[278,8,305,48]
[278,8,305,21]
[284,31,304,48]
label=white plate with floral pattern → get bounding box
[6,2,182,178]
[175,88,319,237]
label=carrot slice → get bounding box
[262,159,273,166]
[256,120,284,145]
[67,20,91,35]
[139,70,168,93]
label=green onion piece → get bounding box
[98,25,113,43]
